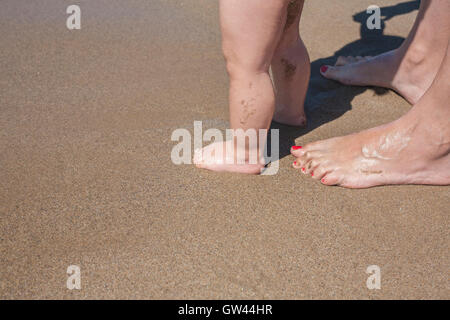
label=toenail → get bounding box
[292,146,302,150]
[311,172,314,176]
[321,178,325,183]
[302,168,305,172]
[320,65,328,73]
[293,161,297,166]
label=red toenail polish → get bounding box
[302,168,305,172]
[293,161,297,165]
[292,146,302,150]
[322,179,325,183]
[320,65,328,73]
[311,172,314,176]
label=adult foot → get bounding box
[291,97,450,188]
[320,47,442,104]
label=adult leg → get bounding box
[292,40,450,188]
[321,0,450,104]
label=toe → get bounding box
[311,164,330,181]
[296,150,321,170]
[335,56,348,66]
[290,145,305,158]
[335,56,357,66]
[291,140,326,158]
[320,65,345,82]
[304,157,321,176]
[320,172,340,186]
[347,56,359,63]
[292,159,302,169]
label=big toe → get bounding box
[321,65,357,85]
[290,145,304,157]
[320,65,342,80]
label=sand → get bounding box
[0,0,448,299]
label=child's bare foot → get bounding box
[195,0,309,174]
[320,48,440,105]
[193,140,265,174]
[320,0,450,105]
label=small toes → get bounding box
[334,55,370,68]
[320,172,340,186]
[304,158,321,175]
[311,165,329,180]
[296,150,315,168]
[335,56,356,66]
[335,56,348,66]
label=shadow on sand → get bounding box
[271,0,420,160]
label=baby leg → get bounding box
[194,0,289,173]
[272,0,310,126]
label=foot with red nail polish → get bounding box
[320,65,328,73]
[290,71,450,188]
[318,0,450,106]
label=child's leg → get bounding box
[222,0,288,132]
[194,0,290,174]
[272,0,310,126]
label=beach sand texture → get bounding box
[0,0,448,299]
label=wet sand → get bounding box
[0,0,448,299]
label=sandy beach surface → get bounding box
[1,0,448,299]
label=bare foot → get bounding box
[291,98,450,188]
[320,48,441,104]
[193,140,266,174]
